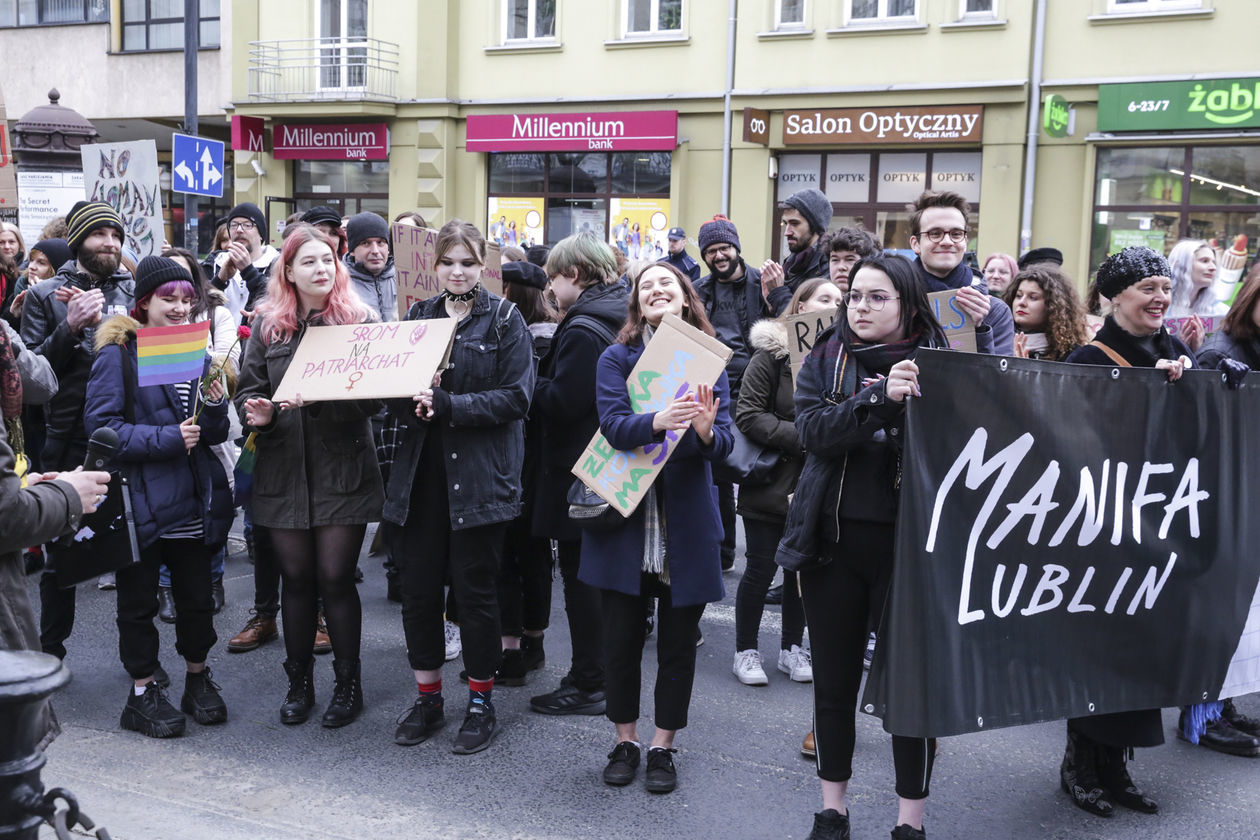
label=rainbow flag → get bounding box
[136,321,210,387]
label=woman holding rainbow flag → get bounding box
[84,254,235,739]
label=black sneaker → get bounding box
[181,668,228,725]
[120,682,186,738]
[644,747,678,793]
[451,700,497,755]
[153,663,171,689]
[496,649,529,687]
[891,824,926,840]
[529,677,606,716]
[603,740,641,786]
[395,696,445,746]
[806,809,851,840]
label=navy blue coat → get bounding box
[577,340,734,607]
[84,317,232,551]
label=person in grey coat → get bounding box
[343,212,396,321]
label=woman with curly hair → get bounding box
[1003,265,1091,361]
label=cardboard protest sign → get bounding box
[785,307,836,384]
[572,313,733,518]
[927,290,977,353]
[1165,315,1219,342]
[393,224,504,320]
[271,319,456,403]
[863,350,1260,737]
[80,140,163,257]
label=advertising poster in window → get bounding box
[487,196,545,249]
[80,140,164,257]
[609,197,671,260]
[1108,228,1166,255]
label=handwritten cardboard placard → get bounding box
[786,307,837,384]
[80,140,163,257]
[927,290,978,353]
[393,224,505,320]
[272,319,456,403]
[1165,315,1218,341]
[572,313,734,518]
[482,241,504,298]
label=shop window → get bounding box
[846,0,917,24]
[489,154,546,193]
[292,159,389,219]
[611,152,672,194]
[0,0,108,26]
[503,0,555,41]
[624,0,682,35]
[775,0,805,29]
[121,0,220,52]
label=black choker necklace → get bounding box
[442,286,478,302]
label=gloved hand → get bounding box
[1218,357,1250,390]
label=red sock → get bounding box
[418,680,441,698]
[468,677,494,704]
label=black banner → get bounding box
[862,350,1260,738]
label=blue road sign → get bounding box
[171,132,225,198]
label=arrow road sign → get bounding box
[171,132,225,198]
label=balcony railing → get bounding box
[248,38,399,103]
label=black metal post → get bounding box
[0,651,71,839]
[183,0,199,254]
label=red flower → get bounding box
[237,325,252,340]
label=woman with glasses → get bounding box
[781,254,946,840]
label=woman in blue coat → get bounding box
[85,255,234,740]
[580,262,733,794]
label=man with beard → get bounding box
[21,201,135,659]
[213,202,279,324]
[693,216,766,571]
[762,188,832,316]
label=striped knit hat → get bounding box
[66,202,125,253]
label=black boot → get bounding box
[181,667,228,725]
[1178,707,1260,756]
[1097,746,1158,814]
[322,659,363,728]
[157,586,177,624]
[280,658,315,725]
[1060,728,1113,817]
[211,575,226,614]
[520,634,545,673]
[1223,698,1260,738]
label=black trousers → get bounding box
[116,538,217,680]
[716,480,737,567]
[250,520,280,617]
[396,468,505,677]
[601,574,705,731]
[736,517,805,652]
[800,520,935,799]
[557,539,604,691]
[38,436,84,658]
[497,516,553,637]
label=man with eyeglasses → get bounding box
[213,202,279,325]
[907,190,1014,355]
[762,188,832,316]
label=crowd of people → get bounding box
[1,186,1259,840]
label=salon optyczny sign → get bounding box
[782,105,983,145]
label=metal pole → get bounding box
[183,0,199,254]
[0,651,71,839]
[719,0,737,217]
[1018,0,1047,255]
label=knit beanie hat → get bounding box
[697,215,741,254]
[227,202,266,234]
[302,205,343,228]
[30,238,73,273]
[345,212,390,253]
[781,188,833,237]
[502,260,549,291]
[66,202,125,253]
[525,245,550,268]
[1094,246,1172,299]
[133,255,194,302]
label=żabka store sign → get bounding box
[466,111,678,152]
[273,123,389,160]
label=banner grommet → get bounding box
[1110,368,1120,379]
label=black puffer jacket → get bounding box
[734,319,802,522]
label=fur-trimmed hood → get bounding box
[94,314,140,351]
[206,287,229,308]
[749,318,789,359]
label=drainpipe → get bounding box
[720,0,738,216]
[1019,0,1047,254]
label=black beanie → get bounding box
[302,205,343,228]
[781,188,833,236]
[30,238,73,273]
[502,260,549,291]
[345,212,390,252]
[697,215,741,254]
[1094,247,1172,299]
[66,201,125,253]
[525,245,550,268]
[227,202,266,235]
[134,255,194,302]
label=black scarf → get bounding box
[913,257,980,294]
[1092,315,1184,367]
[849,334,923,381]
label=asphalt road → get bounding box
[25,527,1260,839]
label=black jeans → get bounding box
[601,574,705,731]
[396,468,505,677]
[116,538,217,680]
[557,539,604,691]
[800,519,935,799]
[38,435,84,658]
[716,480,737,567]
[497,516,552,637]
[735,517,804,652]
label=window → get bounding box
[503,0,555,41]
[624,0,681,35]
[775,0,805,28]
[318,0,368,91]
[0,0,107,27]
[121,0,220,52]
[293,160,390,219]
[1107,0,1201,11]
[959,0,994,16]
[846,0,917,23]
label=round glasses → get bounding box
[842,292,899,311]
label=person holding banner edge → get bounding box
[580,262,733,794]
[383,220,535,755]
[236,223,384,730]
[780,255,946,840]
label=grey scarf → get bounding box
[639,322,669,583]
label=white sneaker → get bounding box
[778,645,813,682]
[733,649,769,686]
[444,620,462,661]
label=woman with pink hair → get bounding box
[235,223,385,730]
[981,252,1019,296]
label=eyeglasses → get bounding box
[842,292,899,311]
[228,220,257,232]
[702,244,734,259]
[917,228,967,244]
